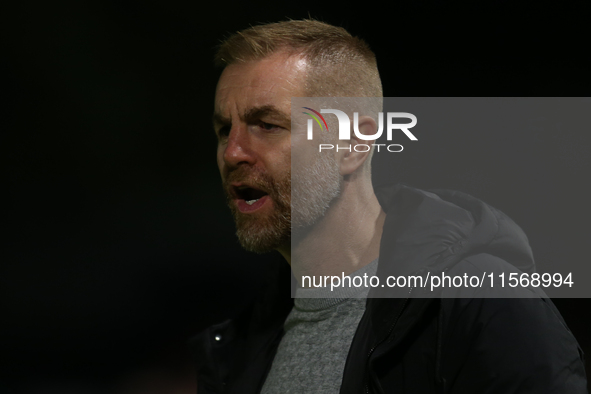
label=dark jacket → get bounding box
[192,185,588,393]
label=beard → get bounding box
[224,166,291,254]
[223,150,342,253]
[291,149,343,236]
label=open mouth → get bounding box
[234,185,268,204]
[232,185,270,212]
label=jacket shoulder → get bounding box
[438,289,587,392]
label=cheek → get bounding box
[216,147,226,176]
[272,146,291,174]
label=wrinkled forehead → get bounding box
[214,52,309,117]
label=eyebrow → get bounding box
[244,105,291,125]
[212,105,291,128]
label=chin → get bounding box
[235,223,290,254]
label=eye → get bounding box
[216,125,231,140]
[259,121,279,131]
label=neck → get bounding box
[279,179,386,287]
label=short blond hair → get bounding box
[215,19,383,98]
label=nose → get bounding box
[221,124,256,169]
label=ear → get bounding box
[337,115,377,176]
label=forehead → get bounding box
[214,52,308,116]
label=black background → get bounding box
[2,1,590,393]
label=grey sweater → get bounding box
[260,259,379,394]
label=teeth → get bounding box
[245,199,259,205]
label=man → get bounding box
[193,19,588,393]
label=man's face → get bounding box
[214,53,305,253]
[214,52,343,253]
